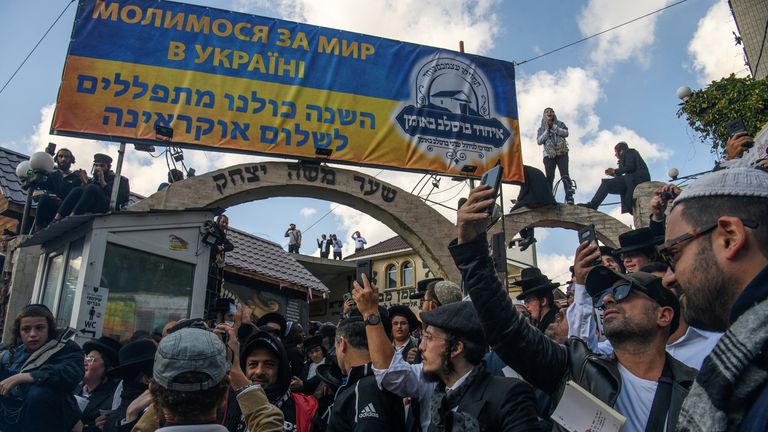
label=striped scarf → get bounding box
[676,297,768,431]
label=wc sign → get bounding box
[76,285,109,340]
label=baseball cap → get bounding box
[586,266,680,334]
[153,328,230,391]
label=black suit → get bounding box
[589,148,650,214]
[77,379,119,432]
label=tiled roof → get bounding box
[346,235,411,260]
[226,228,329,294]
[0,147,31,206]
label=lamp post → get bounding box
[16,151,55,235]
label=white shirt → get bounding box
[373,351,436,432]
[567,283,724,368]
[354,236,367,249]
[614,363,660,432]
[445,369,472,393]
[306,358,325,380]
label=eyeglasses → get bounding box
[421,332,448,344]
[591,282,633,309]
[658,219,758,271]
[523,296,540,306]
[85,356,100,364]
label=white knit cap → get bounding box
[674,167,768,206]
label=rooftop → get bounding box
[346,235,411,260]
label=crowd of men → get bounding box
[0,131,766,431]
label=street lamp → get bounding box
[676,86,693,103]
[16,151,55,234]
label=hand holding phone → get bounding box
[726,118,748,137]
[577,225,602,267]
[479,165,503,214]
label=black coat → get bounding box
[77,379,119,432]
[449,234,698,432]
[511,165,556,211]
[615,148,650,213]
[431,366,539,432]
[536,307,559,334]
[326,363,405,432]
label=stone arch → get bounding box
[130,161,461,282]
[496,204,631,248]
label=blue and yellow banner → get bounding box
[53,0,524,181]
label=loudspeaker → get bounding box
[491,232,507,273]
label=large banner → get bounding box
[53,0,524,181]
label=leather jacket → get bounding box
[449,235,697,431]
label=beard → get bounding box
[422,352,454,383]
[679,241,735,332]
[603,303,656,346]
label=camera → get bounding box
[660,190,677,202]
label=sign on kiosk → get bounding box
[52,0,524,182]
[76,285,109,341]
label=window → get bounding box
[401,262,414,287]
[40,253,64,313]
[101,243,194,340]
[386,265,397,289]
[56,237,84,327]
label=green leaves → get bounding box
[677,74,768,156]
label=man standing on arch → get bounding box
[537,107,574,204]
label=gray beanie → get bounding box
[673,167,768,207]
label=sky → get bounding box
[0,0,749,284]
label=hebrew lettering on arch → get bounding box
[337,109,356,126]
[212,173,228,194]
[230,122,250,140]
[320,167,336,185]
[250,90,266,114]
[244,165,261,183]
[353,175,366,192]
[294,123,309,147]
[364,179,380,196]
[287,163,302,180]
[235,94,248,113]
[323,107,335,124]
[302,165,319,182]
[359,111,376,129]
[113,73,130,97]
[171,87,192,105]
[260,125,278,144]
[381,185,397,203]
[194,89,215,108]
[228,168,245,186]
[175,114,193,134]
[224,93,236,111]
[194,117,215,141]
[305,104,322,122]
[267,99,279,117]
[280,101,296,119]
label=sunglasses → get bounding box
[657,219,758,271]
[591,282,633,309]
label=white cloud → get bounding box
[515,68,670,204]
[537,253,574,285]
[236,0,500,54]
[607,205,635,228]
[328,203,396,257]
[688,0,748,85]
[300,207,318,218]
[577,0,672,70]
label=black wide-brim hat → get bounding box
[108,339,157,380]
[316,363,343,390]
[388,305,419,330]
[83,336,122,367]
[302,335,326,354]
[613,227,663,255]
[256,312,288,336]
[514,267,559,300]
[409,277,443,300]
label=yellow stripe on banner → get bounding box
[53,55,523,181]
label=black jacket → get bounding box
[536,306,559,334]
[449,235,697,431]
[614,148,650,213]
[78,379,119,432]
[326,363,405,432]
[511,165,556,211]
[102,172,130,210]
[41,169,85,200]
[431,364,539,432]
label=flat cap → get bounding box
[420,301,486,345]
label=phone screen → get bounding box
[356,260,373,287]
[577,225,602,267]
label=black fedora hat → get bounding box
[409,277,443,300]
[257,312,288,336]
[388,305,419,330]
[107,339,157,380]
[613,228,662,255]
[316,363,343,390]
[82,336,122,368]
[514,267,559,300]
[303,335,326,354]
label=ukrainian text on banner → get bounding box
[52,0,524,181]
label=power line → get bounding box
[515,0,688,66]
[0,0,76,97]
